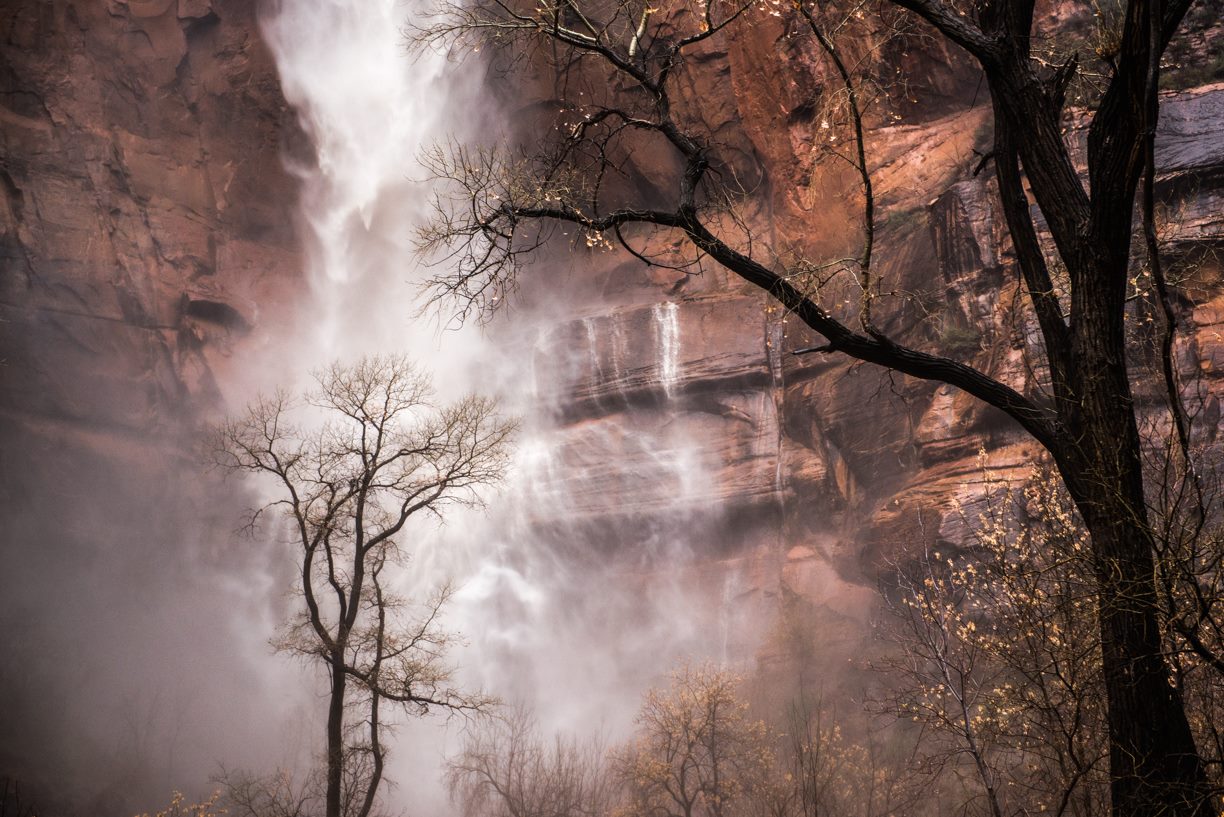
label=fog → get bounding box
[0,2,767,814]
[0,369,314,813]
[259,1,758,812]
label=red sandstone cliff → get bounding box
[1,0,1223,802]
[0,0,301,440]
[496,1,1224,665]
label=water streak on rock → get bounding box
[654,301,681,398]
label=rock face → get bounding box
[1,0,1223,801]
[0,0,301,436]
[500,7,1224,673]
[0,1,303,810]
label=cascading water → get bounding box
[258,2,761,812]
[259,0,483,382]
[653,301,681,398]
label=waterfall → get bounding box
[584,316,605,395]
[259,3,750,813]
[260,0,484,389]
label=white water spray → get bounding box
[260,3,759,813]
[261,0,483,387]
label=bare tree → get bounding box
[885,544,1012,817]
[447,707,616,817]
[1152,448,1224,783]
[214,766,322,817]
[771,693,914,817]
[616,663,773,817]
[212,356,515,817]
[133,790,224,817]
[881,469,1110,817]
[415,0,1222,810]
[0,778,38,817]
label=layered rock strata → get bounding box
[504,9,1224,669]
[2,0,1223,798]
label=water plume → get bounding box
[258,0,766,812]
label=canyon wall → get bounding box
[0,0,301,431]
[1,0,1223,805]
[504,2,1224,680]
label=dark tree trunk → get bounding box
[423,0,1220,809]
[1054,314,1214,816]
[327,653,347,817]
[977,0,1215,807]
[1081,505,1212,816]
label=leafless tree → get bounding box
[885,544,1012,817]
[212,355,515,817]
[1152,447,1224,779]
[615,663,774,817]
[133,790,224,817]
[447,707,616,817]
[769,694,912,817]
[215,767,322,817]
[881,471,1110,817]
[414,0,1222,809]
[0,778,37,817]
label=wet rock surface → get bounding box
[0,0,302,438]
[505,21,1224,656]
[2,0,1223,777]
[0,1,304,807]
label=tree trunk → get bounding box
[1057,340,1214,816]
[1078,503,1212,816]
[327,653,347,817]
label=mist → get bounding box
[0,347,313,813]
[6,0,1224,812]
[257,1,766,811]
[0,0,867,814]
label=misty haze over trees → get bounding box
[1,0,1224,814]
